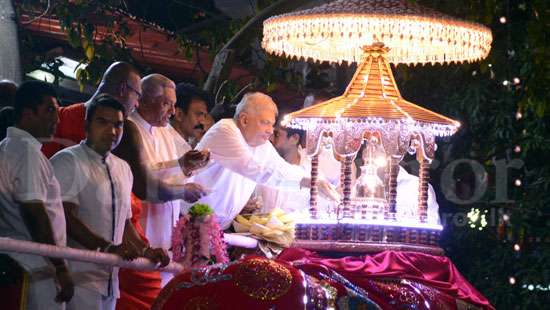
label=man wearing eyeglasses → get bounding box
[122,74,208,288]
[42,61,142,158]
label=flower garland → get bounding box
[172,204,228,269]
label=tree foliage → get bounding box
[397,1,549,308]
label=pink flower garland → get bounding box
[171,213,228,269]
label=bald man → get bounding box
[42,61,142,157]
[192,92,339,229]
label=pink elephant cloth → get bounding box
[278,247,495,310]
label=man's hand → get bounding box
[179,150,210,174]
[108,242,141,260]
[182,183,207,203]
[300,178,341,202]
[241,195,262,214]
[143,247,170,267]
[54,266,74,303]
[317,179,341,202]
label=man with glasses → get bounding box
[125,82,142,101]
[42,61,142,158]
[122,74,208,288]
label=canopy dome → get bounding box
[283,44,460,138]
[262,0,493,65]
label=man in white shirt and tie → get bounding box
[192,92,339,229]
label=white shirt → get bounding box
[318,144,342,187]
[192,119,305,229]
[256,146,310,215]
[395,166,440,225]
[0,127,67,272]
[128,111,184,248]
[257,146,336,217]
[51,142,133,297]
[170,126,192,157]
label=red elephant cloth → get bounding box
[153,256,313,310]
[278,248,495,310]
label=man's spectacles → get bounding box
[126,83,142,100]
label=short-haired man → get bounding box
[170,82,212,150]
[51,94,169,310]
[250,124,336,216]
[255,125,311,214]
[192,92,339,229]
[0,81,73,309]
[124,74,208,286]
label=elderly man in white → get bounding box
[126,74,207,286]
[192,92,339,229]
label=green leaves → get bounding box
[188,203,214,218]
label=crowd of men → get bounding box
[0,60,441,310]
[0,62,339,310]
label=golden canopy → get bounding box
[283,44,460,138]
[262,0,493,65]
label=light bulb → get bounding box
[502,80,510,86]
[509,277,516,285]
[515,112,522,120]
[513,77,520,84]
[499,16,507,24]
[364,174,379,190]
[374,156,387,167]
[513,244,520,251]
[514,179,522,186]
[514,145,521,153]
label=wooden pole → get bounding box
[309,154,319,218]
[386,155,400,220]
[342,156,354,218]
